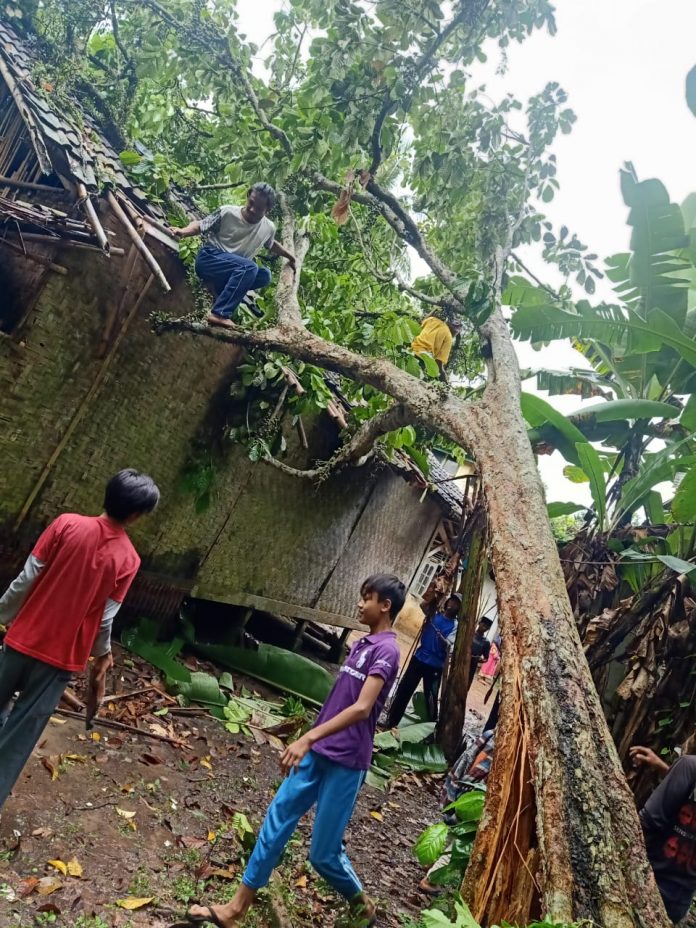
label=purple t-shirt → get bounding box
[312,630,400,771]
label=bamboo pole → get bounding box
[0,55,52,174]
[106,190,171,292]
[0,230,125,255]
[76,182,110,254]
[14,274,155,529]
[0,173,67,194]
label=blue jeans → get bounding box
[243,751,365,899]
[195,245,272,319]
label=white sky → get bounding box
[235,0,696,505]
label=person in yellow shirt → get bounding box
[411,315,463,381]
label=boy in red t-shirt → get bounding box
[0,469,159,810]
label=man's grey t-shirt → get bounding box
[640,755,696,923]
[199,205,275,259]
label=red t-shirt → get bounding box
[5,513,140,672]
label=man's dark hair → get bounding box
[446,593,462,607]
[104,469,160,522]
[248,182,276,211]
[361,573,407,620]
[479,616,494,630]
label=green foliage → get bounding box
[21,0,578,476]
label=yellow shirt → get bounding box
[411,317,453,365]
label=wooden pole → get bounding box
[0,173,67,194]
[76,183,110,254]
[106,190,171,292]
[0,230,125,255]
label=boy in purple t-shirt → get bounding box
[187,574,405,928]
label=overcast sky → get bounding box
[235,0,696,505]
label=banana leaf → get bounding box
[167,671,228,707]
[121,618,189,682]
[393,740,448,772]
[398,721,437,743]
[180,614,333,707]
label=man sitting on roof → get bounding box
[411,315,463,381]
[171,182,296,323]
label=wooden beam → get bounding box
[76,182,110,254]
[189,588,363,631]
[0,173,66,194]
[106,190,171,292]
[0,230,124,255]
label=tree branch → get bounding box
[263,403,411,480]
[368,3,476,176]
[314,173,468,310]
[349,208,458,312]
[511,250,561,302]
[135,0,293,156]
[154,317,483,449]
[275,191,307,327]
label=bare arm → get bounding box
[170,220,202,239]
[280,675,385,775]
[0,555,45,627]
[269,239,296,269]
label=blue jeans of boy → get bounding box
[195,245,272,319]
[243,750,365,899]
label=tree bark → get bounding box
[457,303,671,927]
[438,503,488,762]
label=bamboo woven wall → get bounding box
[0,207,444,627]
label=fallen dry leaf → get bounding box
[41,757,60,781]
[116,896,153,910]
[200,757,213,771]
[67,857,83,878]
[19,877,39,897]
[47,860,67,876]
[295,875,308,889]
[32,827,53,839]
[369,811,383,822]
[36,876,63,896]
[209,867,236,881]
[49,717,67,725]
[91,732,101,742]
[116,808,136,820]
[207,831,216,843]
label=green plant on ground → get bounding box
[413,790,485,888]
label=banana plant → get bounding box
[510,168,696,528]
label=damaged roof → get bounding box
[0,20,190,221]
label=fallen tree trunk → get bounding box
[458,302,670,927]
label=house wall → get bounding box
[0,205,445,628]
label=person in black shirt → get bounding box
[468,616,493,688]
[631,746,696,923]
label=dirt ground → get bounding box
[0,641,460,928]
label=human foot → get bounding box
[186,903,241,927]
[346,892,377,927]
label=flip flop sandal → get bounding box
[178,906,228,927]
